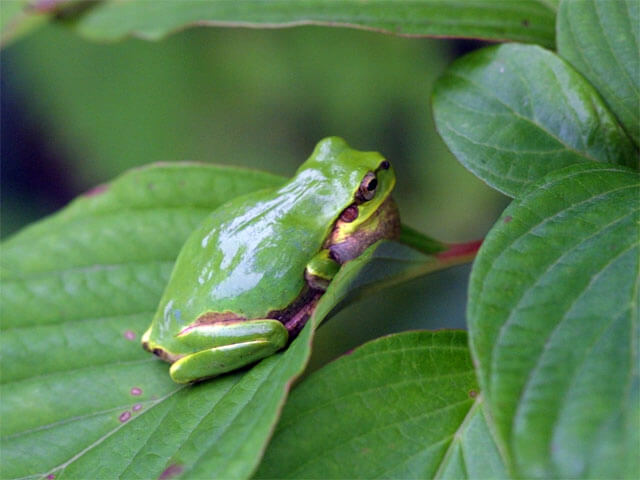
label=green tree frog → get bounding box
[142,137,400,383]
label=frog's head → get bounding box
[304,137,400,263]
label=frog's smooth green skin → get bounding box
[142,137,400,383]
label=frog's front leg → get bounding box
[305,249,340,290]
[169,319,288,383]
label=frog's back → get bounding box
[162,191,313,323]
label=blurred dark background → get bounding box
[1,23,507,367]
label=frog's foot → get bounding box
[169,319,288,383]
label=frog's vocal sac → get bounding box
[142,137,400,383]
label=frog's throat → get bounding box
[327,196,401,264]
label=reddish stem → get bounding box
[436,239,483,263]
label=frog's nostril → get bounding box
[152,348,164,357]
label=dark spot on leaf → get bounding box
[124,330,136,341]
[83,183,109,197]
[503,215,512,223]
[469,390,478,398]
[522,19,529,27]
[159,464,184,480]
[148,182,155,190]
[119,411,131,422]
[133,403,143,412]
[130,387,142,396]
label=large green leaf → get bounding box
[1,161,463,479]
[255,331,508,479]
[0,0,556,48]
[557,0,640,146]
[0,163,289,479]
[432,43,637,197]
[67,0,555,47]
[468,162,639,478]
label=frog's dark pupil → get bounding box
[367,179,378,191]
[380,161,390,170]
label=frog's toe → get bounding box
[148,346,182,363]
[141,335,182,363]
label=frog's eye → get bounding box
[379,160,390,170]
[358,172,378,201]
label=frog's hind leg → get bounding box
[169,319,288,383]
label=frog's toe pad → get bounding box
[169,340,282,384]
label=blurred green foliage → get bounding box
[2,23,505,241]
